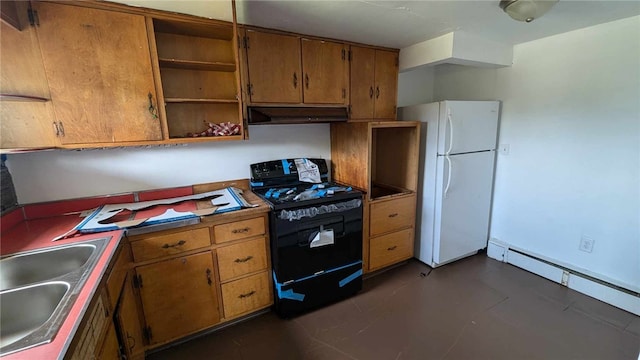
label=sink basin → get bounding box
[0,244,95,291]
[0,238,108,356]
[0,282,70,349]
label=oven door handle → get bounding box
[299,228,346,247]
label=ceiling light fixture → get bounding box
[499,0,559,23]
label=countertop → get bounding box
[0,182,270,359]
[1,211,124,360]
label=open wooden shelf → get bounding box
[158,58,236,72]
[164,98,238,104]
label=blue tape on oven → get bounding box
[265,188,275,198]
[339,269,363,287]
[250,181,264,187]
[288,260,363,284]
[282,159,291,174]
[273,271,305,301]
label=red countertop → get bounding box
[1,210,124,360]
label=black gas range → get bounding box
[250,158,363,317]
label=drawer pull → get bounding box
[161,240,186,249]
[388,213,398,218]
[387,246,397,251]
[206,268,212,286]
[234,255,254,263]
[239,290,256,299]
[232,227,250,234]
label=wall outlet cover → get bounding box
[579,236,595,253]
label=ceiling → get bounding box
[114,1,640,49]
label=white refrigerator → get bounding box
[399,101,500,267]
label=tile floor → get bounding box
[148,255,640,360]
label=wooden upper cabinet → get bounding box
[0,1,58,149]
[244,30,302,103]
[349,46,398,120]
[301,39,348,104]
[33,2,162,145]
[373,50,399,119]
[242,29,348,105]
[349,46,376,119]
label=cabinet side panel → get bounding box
[330,123,369,191]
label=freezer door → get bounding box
[437,101,499,155]
[433,151,495,265]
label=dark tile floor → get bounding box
[148,255,640,360]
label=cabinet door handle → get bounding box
[206,268,212,286]
[369,86,374,99]
[239,290,256,299]
[234,255,254,263]
[293,72,298,88]
[148,92,158,119]
[53,122,60,136]
[126,333,136,353]
[58,122,65,137]
[232,227,250,234]
[388,213,398,218]
[376,86,380,99]
[161,240,186,249]
[305,74,309,89]
[387,246,397,251]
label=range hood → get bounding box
[248,106,348,125]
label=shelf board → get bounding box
[164,98,238,104]
[0,94,49,102]
[153,19,233,40]
[159,58,236,72]
[165,134,244,143]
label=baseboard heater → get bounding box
[487,240,640,316]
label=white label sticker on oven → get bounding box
[310,227,335,248]
[295,158,321,183]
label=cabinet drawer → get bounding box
[217,237,268,282]
[369,196,415,237]
[214,217,265,244]
[369,228,414,270]
[221,271,271,318]
[131,228,211,262]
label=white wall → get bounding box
[433,16,640,291]
[397,66,435,107]
[7,124,331,204]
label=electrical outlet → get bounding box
[579,236,595,253]
[561,271,570,286]
[499,144,510,155]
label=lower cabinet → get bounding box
[66,207,272,359]
[66,288,112,360]
[366,194,417,272]
[115,273,145,360]
[135,251,220,345]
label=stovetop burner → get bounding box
[250,159,361,209]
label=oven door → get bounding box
[270,199,363,282]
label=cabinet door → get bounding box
[116,273,145,360]
[373,50,398,119]
[244,30,302,103]
[349,46,376,119]
[301,39,347,104]
[136,252,220,345]
[97,324,120,360]
[34,2,162,145]
[0,1,58,149]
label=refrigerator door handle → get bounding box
[446,109,454,155]
[444,155,452,198]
